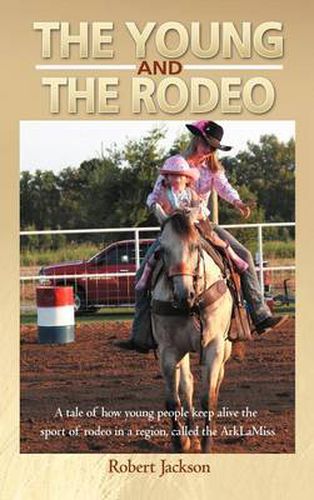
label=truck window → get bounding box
[128,241,153,264]
[97,243,135,266]
[94,240,153,266]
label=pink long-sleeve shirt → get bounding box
[147,163,240,209]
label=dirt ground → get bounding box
[20,317,295,454]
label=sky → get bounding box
[20,120,295,173]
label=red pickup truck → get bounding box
[39,239,154,312]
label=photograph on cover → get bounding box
[20,120,295,453]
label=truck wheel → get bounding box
[74,289,86,314]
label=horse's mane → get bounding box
[164,210,198,242]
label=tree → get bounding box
[20,170,61,230]
[233,135,295,222]
[20,171,34,228]
[20,130,295,236]
[106,127,167,226]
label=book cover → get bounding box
[1,0,313,498]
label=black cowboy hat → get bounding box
[185,120,232,151]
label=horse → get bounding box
[151,209,233,453]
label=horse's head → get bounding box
[159,209,201,310]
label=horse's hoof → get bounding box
[232,341,246,362]
[171,435,191,453]
[181,436,191,452]
[190,436,202,453]
[201,437,213,453]
[171,436,182,453]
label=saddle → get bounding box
[196,221,253,342]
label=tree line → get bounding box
[20,128,295,248]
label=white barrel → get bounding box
[36,286,75,344]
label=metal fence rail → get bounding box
[20,222,295,303]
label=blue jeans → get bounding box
[213,225,271,324]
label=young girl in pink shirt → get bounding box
[136,154,248,291]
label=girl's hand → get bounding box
[233,200,252,219]
[152,203,168,224]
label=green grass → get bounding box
[21,308,134,325]
[20,239,295,267]
[21,243,100,267]
[243,239,295,260]
[257,240,295,259]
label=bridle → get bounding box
[154,218,228,362]
[161,239,206,300]
[167,257,200,279]
[159,212,208,298]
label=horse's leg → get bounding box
[201,339,225,453]
[179,354,201,452]
[216,341,232,396]
[160,347,190,452]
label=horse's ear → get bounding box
[185,207,201,225]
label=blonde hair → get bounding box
[183,136,224,173]
[205,153,223,173]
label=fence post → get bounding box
[257,225,264,296]
[135,229,140,270]
[210,189,219,224]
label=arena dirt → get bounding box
[20,318,295,453]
